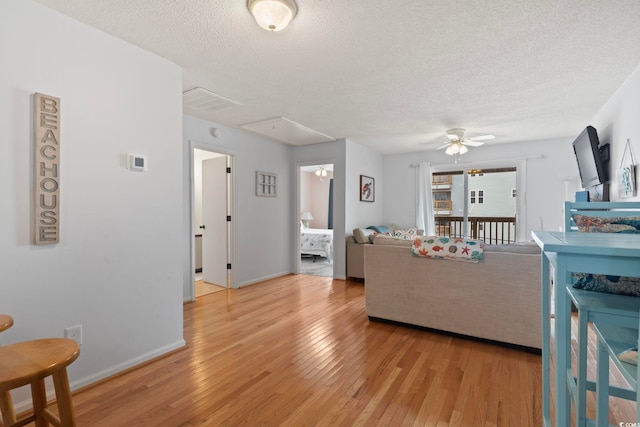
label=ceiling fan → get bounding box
[433,128,495,156]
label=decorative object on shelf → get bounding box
[256,171,277,197]
[617,138,636,198]
[247,0,297,32]
[359,175,374,202]
[300,212,313,228]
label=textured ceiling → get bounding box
[35,0,640,154]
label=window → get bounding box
[470,190,484,204]
[430,166,518,244]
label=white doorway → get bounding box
[298,163,335,277]
[191,147,233,298]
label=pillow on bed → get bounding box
[571,214,640,233]
[573,273,640,296]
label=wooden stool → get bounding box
[0,338,80,427]
[0,314,14,426]
[0,315,12,333]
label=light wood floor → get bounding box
[13,275,636,426]
[195,280,226,298]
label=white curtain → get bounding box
[416,162,435,235]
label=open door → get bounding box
[201,156,228,287]
[298,163,335,277]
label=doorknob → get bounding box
[199,225,205,229]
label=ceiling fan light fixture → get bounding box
[445,141,468,156]
[247,0,297,32]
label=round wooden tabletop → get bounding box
[0,315,13,333]
[0,338,80,390]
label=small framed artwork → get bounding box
[360,175,374,202]
[256,171,277,197]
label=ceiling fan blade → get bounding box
[419,137,451,148]
[462,140,484,147]
[469,134,495,142]
[436,143,450,150]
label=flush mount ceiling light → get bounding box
[247,0,297,32]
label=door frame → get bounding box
[188,140,237,300]
[295,159,336,276]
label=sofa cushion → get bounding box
[411,236,484,262]
[573,273,640,296]
[367,225,391,233]
[371,235,414,246]
[571,214,640,233]
[353,228,375,244]
[571,213,640,296]
[393,228,419,240]
[484,242,540,254]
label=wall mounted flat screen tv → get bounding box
[573,126,607,188]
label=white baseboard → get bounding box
[12,339,187,414]
[238,271,290,287]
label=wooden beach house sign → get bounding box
[34,92,60,245]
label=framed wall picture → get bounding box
[617,138,637,198]
[360,175,374,202]
[256,171,277,197]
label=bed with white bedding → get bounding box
[300,228,333,263]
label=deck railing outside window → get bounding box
[435,216,516,244]
[433,200,452,210]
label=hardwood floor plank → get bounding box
[15,274,635,426]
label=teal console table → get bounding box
[532,230,640,427]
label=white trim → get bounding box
[430,154,543,169]
[12,339,186,414]
[238,272,291,287]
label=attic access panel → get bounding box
[241,117,335,146]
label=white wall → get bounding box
[345,139,385,231]
[591,63,640,201]
[0,0,184,407]
[182,115,292,293]
[382,138,577,239]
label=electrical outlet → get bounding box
[64,325,82,345]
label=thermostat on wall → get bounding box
[127,154,147,171]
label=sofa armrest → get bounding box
[346,237,366,279]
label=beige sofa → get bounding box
[364,235,542,349]
[347,227,423,279]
